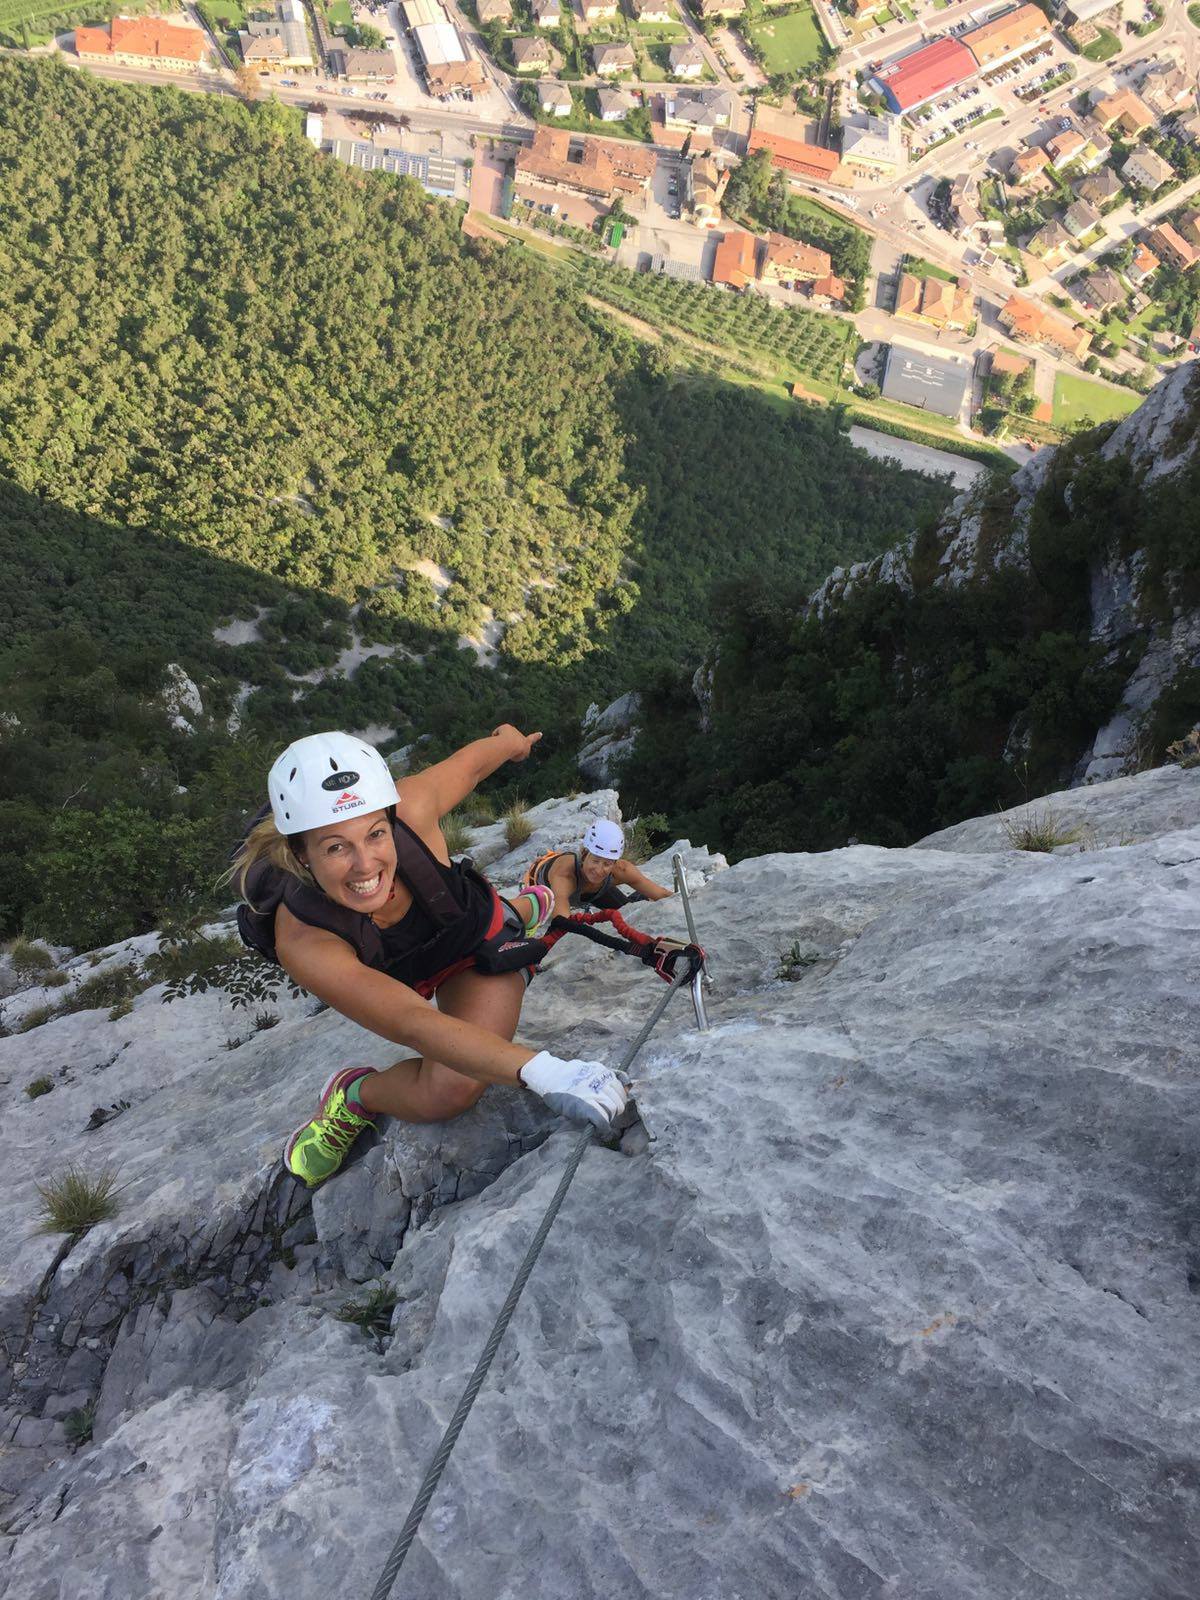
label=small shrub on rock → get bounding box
[25,1076,54,1099]
[63,1402,95,1446]
[7,937,56,980]
[36,1165,121,1236]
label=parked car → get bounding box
[281,78,297,86]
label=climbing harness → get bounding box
[367,894,711,1600]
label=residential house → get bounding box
[760,232,833,285]
[1178,209,1200,247]
[662,89,732,138]
[1145,223,1197,271]
[748,101,841,182]
[581,0,619,17]
[1073,166,1122,207]
[1010,146,1049,185]
[1178,110,1200,146]
[532,0,561,21]
[75,15,208,69]
[597,86,636,120]
[895,270,973,330]
[1045,128,1086,169]
[630,0,673,17]
[331,47,395,80]
[694,0,745,17]
[1138,60,1193,119]
[1127,239,1160,284]
[808,273,846,306]
[477,0,512,19]
[950,175,984,232]
[1090,89,1156,141]
[424,58,485,95]
[712,229,758,289]
[1079,267,1125,313]
[846,0,876,13]
[1027,218,1074,266]
[999,293,1092,359]
[669,43,703,78]
[1062,198,1101,239]
[592,41,636,74]
[1121,147,1175,193]
[512,36,553,70]
[689,153,727,227]
[840,113,907,177]
[538,80,572,115]
[239,0,312,69]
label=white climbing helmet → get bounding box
[268,732,397,835]
[582,818,624,861]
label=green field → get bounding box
[1080,24,1121,60]
[1052,371,1141,428]
[325,0,353,24]
[744,4,827,74]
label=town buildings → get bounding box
[874,37,976,115]
[689,154,728,227]
[538,80,572,115]
[748,102,840,182]
[514,125,655,205]
[1144,223,1197,272]
[1090,89,1155,140]
[512,36,553,71]
[239,0,312,69]
[760,232,833,286]
[840,113,907,178]
[712,228,758,289]
[1120,148,1175,194]
[960,3,1049,70]
[592,43,636,76]
[999,293,1092,359]
[894,271,973,330]
[669,45,704,79]
[75,14,208,69]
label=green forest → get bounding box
[623,418,1200,859]
[0,58,945,948]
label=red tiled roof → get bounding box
[876,38,975,112]
[76,16,206,62]
[712,229,757,289]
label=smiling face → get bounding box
[299,809,397,914]
[578,849,612,889]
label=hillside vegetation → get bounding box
[625,391,1200,858]
[0,58,944,946]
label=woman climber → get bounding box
[230,728,627,1188]
[524,818,673,917]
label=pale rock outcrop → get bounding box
[161,663,204,734]
[2,772,1198,1599]
[576,692,642,785]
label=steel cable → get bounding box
[368,965,693,1600]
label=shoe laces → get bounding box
[313,1095,367,1157]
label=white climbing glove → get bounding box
[518,1051,628,1130]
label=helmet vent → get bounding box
[289,767,297,781]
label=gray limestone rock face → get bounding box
[915,762,1200,854]
[4,773,1199,1598]
[577,692,643,786]
[462,788,622,883]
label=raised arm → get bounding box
[613,859,673,901]
[402,724,542,821]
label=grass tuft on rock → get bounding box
[7,937,57,979]
[63,1402,96,1446]
[25,1076,54,1099]
[440,809,475,856]
[335,1281,400,1339]
[36,1165,121,1237]
[503,800,534,852]
[1000,808,1084,853]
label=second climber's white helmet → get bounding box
[268,732,397,835]
[582,818,624,861]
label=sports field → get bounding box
[744,4,827,74]
[1052,372,1141,429]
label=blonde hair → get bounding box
[225,814,314,907]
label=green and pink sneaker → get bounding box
[284,1067,379,1189]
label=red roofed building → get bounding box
[712,229,758,290]
[747,103,842,182]
[875,38,975,114]
[75,15,208,68]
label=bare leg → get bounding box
[357,969,528,1124]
